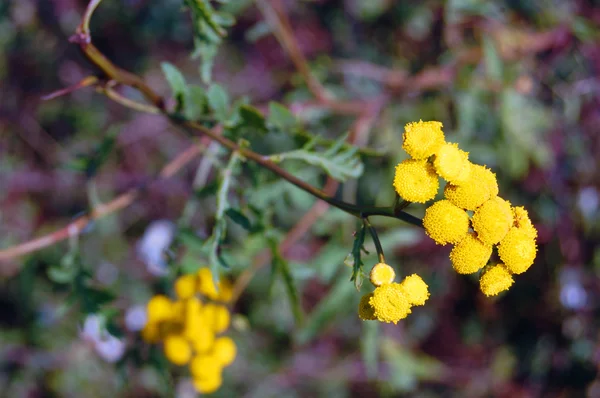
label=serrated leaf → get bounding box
[225,208,252,231]
[268,102,297,131]
[207,84,230,121]
[268,237,303,324]
[350,223,367,290]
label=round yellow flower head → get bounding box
[175,274,198,299]
[193,372,223,394]
[444,164,497,210]
[423,199,470,245]
[369,262,396,286]
[163,334,192,365]
[449,232,492,274]
[213,336,237,366]
[358,293,376,321]
[393,159,439,203]
[471,197,514,245]
[498,227,537,274]
[197,267,219,299]
[399,274,430,306]
[479,264,514,297]
[203,303,231,333]
[147,295,173,323]
[369,283,412,324]
[433,142,471,184]
[512,206,538,239]
[141,322,161,343]
[402,120,445,159]
[190,325,215,353]
[190,354,222,379]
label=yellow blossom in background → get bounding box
[193,373,223,395]
[358,293,377,320]
[402,120,445,159]
[433,142,471,184]
[399,274,430,306]
[197,267,220,300]
[369,262,396,286]
[190,354,222,380]
[175,274,198,299]
[423,199,470,245]
[449,232,492,274]
[163,334,192,365]
[393,159,439,203]
[512,206,538,239]
[471,197,514,245]
[444,164,497,210]
[204,303,231,333]
[479,264,514,296]
[147,295,173,323]
[369,283,412,324]
[498,227,537,274]
[213,336,237,366]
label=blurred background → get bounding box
[1,0,600,397]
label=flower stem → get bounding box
[364,218,385,264]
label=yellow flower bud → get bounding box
[190,325,215,354]
[479,264,514,297]
[175,274,198,299]
[192,372,223,394]
[402,120,445,159]
[369,263,396,286]
[512,206,538,239]
[163,334,192,365]
[444,164,497,210]
[393,159,439,203]
[358,293,376,321]
[399,274,430,306]
[472,197,514,245]
[433,143,471,184]
[191,355,223,393]
[449,232,492,274]
[203,303,231,333]
[197,267,219,299]
[147,295,173,323]
[369,283,412,324]
[498,227,537,274]
[423,199,470,245]
[213,336,237,366]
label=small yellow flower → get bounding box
[449,232,492,274]
[141,322,161,343]
[369,263,396,286]
[402,120,445,159]
[197,268,220,299]
[393,159,439,203]
[358,293,376,321]
[471,197,514,245]
[203,303,231,333]
[423,199,470,245]
[497,227,537,274]
[369,283,412,324]
[399,274,429,306]
[189,326,215,354]
[433,142,471,184]
[193,372,223,394]
[444,164,497,210]
[479,264,514,297]
[175,274,198,299]
[212,336,237,366]
[512,206,538,239]
[147,295,173,323]
[163,334,192,365]
[191,355,223,393]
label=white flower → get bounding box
[137,220,175,276]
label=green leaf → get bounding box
[267,102,297,131]
[184,85,206,120]
[66,128,118,178]
[483,35,503,82]
[350,223,367,290]
[238,104,268,133]
[161,62,187,101]
[268,237,303,324]
[207,84,230,122]
[225,208,252,231]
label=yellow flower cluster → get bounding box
[142,268,236,394]
[359,263,429,324]
[395,120,538,297]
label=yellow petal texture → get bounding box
[399,274,430,306]
[512,206,538,239]
[423,199,470,245]
[175,274,198,299]
[402,120,445,159]
[393,159,439,203]
[449,232,492,274]
[369,283,412,324]
[444,164,497,210]
[358,293,377,320]
[479,264,514,297]
[498,227,537,274]
[433,143,471,184]
[163,334,192,365]
[212,337,237,366]
[369,262,396,286]
[471,197,514,245]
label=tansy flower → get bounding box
[512,206,538,239]
[393,159,439,203]
[497,227,537,274]
[163,334,192,365]
[212,337,237,366]
[358,293,377,320]
[369,263,396,286]
[399,274,430,306]
[471,197,514,245]
[193,372,223,394]
[369,283,412,324]
[203,303,231,333]
[449,232,492,274]
[479,264,514,296]
[444,164,497,210]
[423,199,470,245]
[146,295,173,323]
[175,274,198,299]
[433,143,471,184]
[190,354,223,393]
[402,120,445,159]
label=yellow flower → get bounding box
[423,199,470,245]
[197,267,220,299]
[444,164,497,210]
[190,325,215,354]
[369,263,396,286]
[512,206,538,239]
[479,264,514,297]
[497,227,537,274]
[203,303,231,333]
[175,274,198,299]
[433,143,471,184]
[191,354,223,393]
[449,232,492,274]
[141,322,161,343]
[147,295,173,323]
[471,197,514,245]
[212,336,237,366]
[216,279,234,303]
[192,372,223,394]
[369,283,412,324]
[358,293,376,320]
[402,120,445,159]
[163,334,192,365]
[393,159,439,203]
[399,274,429,306]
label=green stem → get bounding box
[363,218,385,263]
